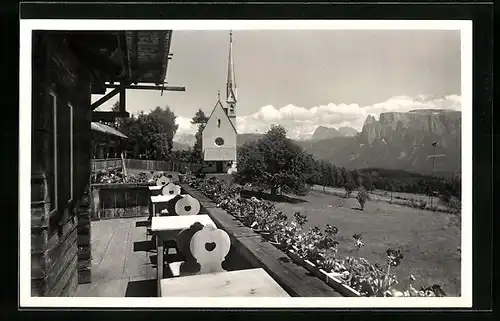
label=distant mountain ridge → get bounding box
[311,125,358,140]
[304,109,461,174]
[173,109,461,174]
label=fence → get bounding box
[91,158,122,171]
[91,158,203,173]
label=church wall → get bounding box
[201,161,233,174]
[202,103,237,162]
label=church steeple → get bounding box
[226,30,237,120]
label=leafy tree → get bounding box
[356,186,369,210]
[336,168,345,187]
[353,169,363,187]
[343,170,357,196]
[149,106,179,153]
[234,124,315,197]
[118,110,178,160]
[363,172,374,191]
[111,100,120,112]
[309,158,323,187]
[191,109,209,163]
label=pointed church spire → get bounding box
[226,30,237,118]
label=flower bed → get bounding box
[185,175,447,297]
[91,167,174,185]
[90,168,176,220]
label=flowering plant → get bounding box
[186,175,448,297]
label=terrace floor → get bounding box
[74,217,158,297]
[74,216,255,297]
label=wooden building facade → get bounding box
[91,122,128,159]
[31,30,176,296]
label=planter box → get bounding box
[320,269,361,297]
[90,183,150,220]
[286,248,361,297]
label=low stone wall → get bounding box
[90,183,151,221]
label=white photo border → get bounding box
[19,19,473,308]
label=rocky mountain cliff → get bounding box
[304,109,461,174]
[175,110,461,174]
[311,126,358,140]
[338,126,358,137]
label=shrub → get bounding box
[445,196,461,215]
[356,186,369,210]
[344,180,356,196]
[410,198,427,210]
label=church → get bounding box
[201,31,238,174]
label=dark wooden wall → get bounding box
[31,32,93,296]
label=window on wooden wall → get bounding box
[68,103,74,203]
[50,92,58,212]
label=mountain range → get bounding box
[173,109,461,175]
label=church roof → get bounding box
[203,99,237,134]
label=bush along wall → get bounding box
[185,175,447,297]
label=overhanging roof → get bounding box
[91,122,128,139]
[59,30,173,86]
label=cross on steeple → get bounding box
[217,90,220,101]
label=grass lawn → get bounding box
[272,190,461,296]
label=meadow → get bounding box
[272,190,461,296]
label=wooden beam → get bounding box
[119,88,126,113]
[105,84,185,91]
[157,31,166,86]
[90,87,121,111]
[131,31,138,81]
[92,111,130,122]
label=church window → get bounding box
[217,119,221,128]
[215,137,224,146]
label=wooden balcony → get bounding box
[73,216,255,297]
[74,184,342,298]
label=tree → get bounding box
[363,172,374,191]
[191,109,209,163]
[118,111,177,160]
[387,179,394,202]
[343,170,356,196]
[356,186,369,210]
[99,100,122,129]
[149,106,179,153]
[352,169,363,187]
[234,124,315,197]
[336,168,344,187]
[111,100,120,112]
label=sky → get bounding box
[91,29,462,140]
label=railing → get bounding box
[124,159,203,173]
[91,158,203,173]
[91,158,122,171]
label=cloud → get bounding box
[236,94,461,139]
[173,94,461,140]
